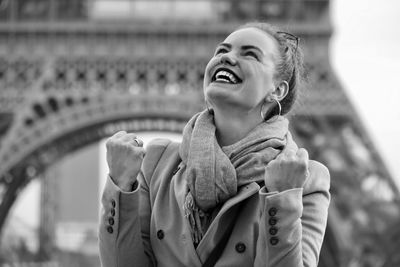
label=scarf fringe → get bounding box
[183,192,205,246]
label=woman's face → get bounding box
[204,27,280,112]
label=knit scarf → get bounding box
[179,110,297,245]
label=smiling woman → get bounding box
[98,21,330,267]
[205,28,279,120]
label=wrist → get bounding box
[264,182,289,192]
[109,174,137,192]
[265,183,303,192]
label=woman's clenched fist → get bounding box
[106,131,145,191]
[264,147,310,192]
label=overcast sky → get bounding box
[331,0,400,187]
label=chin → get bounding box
[205,84,241,108]
[206,83,228,97]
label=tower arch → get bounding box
[0,94,203,232]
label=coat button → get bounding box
[269,227,278,235]
[270,237,279,246]
[111,208,115,216]
[157,230,164,240]
[109,217,114,226]
[107,226,113,234]
[268,207,278,216]
[111,199,116,208]
[235,242,246,253]
[269,217,278,226]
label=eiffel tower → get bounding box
[1,1,400,266]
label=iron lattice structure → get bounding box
[0,0,400,266]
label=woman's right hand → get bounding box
[106,131,145,191]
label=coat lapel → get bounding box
[195,182,260,263]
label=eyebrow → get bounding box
[216,43,264,55]
[242,45,265,55]
[217,43,232,49]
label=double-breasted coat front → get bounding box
[99,138,330,267]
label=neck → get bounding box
[213,106,263,147]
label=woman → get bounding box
[99,22,330,267]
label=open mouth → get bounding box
[211,68,243,84]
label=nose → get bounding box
[220,52,237,66]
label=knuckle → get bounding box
[126,133,137,138]
[113,131,125,138]
[280,156,291,164]
[105,139,111,148]
[106,139,114,148]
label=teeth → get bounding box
[215,70,238,84]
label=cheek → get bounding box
[203,60,214,97]
[204,57,218,80]
[244,67,275,103]
[246,65,273,89]
[258,65,275,88]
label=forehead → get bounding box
[223,27,278,53]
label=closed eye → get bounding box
[244,51,259,60]
[215,47,229,55]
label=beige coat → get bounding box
[99,138,330,267]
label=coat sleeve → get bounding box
[98,139,171,267]
[254,160,331,267]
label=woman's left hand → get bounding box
[264,148,310,192]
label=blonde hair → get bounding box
[237,22,305,116]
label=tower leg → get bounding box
[38,166,58,261]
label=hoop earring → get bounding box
[268,99,282,123]
[274,98,282,117]
[260,99,282,122]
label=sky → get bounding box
[331,0,400,187]
[6,0,400,231]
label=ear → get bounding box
[271,80,289,101]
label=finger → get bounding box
[277,146,296,160]
[129,138,144,147]
[120,133,137,142]
[284,148,297,157]
[282,143,297,155]
[106,131,126,148]
[296,148,309,162]
[134,138,144,147]
[113,131,127,138]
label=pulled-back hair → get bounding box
[237,22,305,116]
